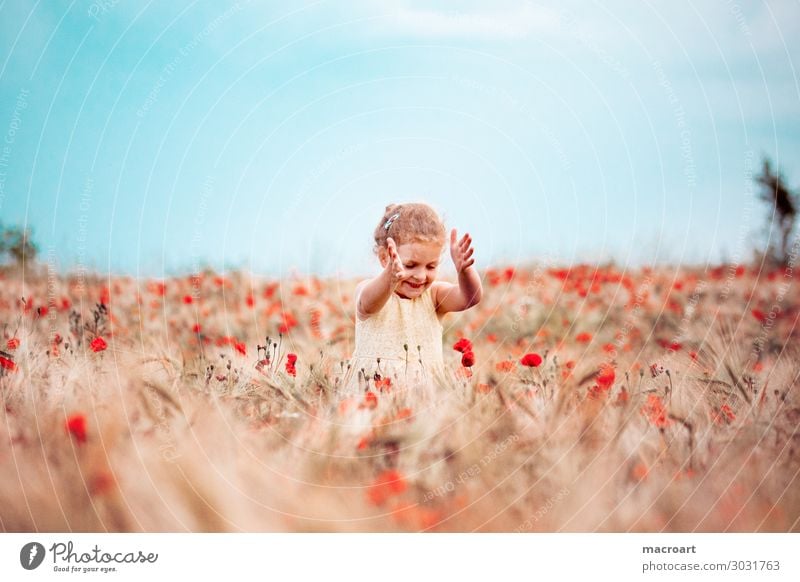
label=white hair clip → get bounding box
[383,212,400,230]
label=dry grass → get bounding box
[1,263,798,532]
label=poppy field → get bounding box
[1,262,798,532]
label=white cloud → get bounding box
[382,2,562,40]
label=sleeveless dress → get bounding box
[340,285,451,397]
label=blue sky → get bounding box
[0,0,798,279]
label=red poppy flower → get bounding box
[657,338,682,351]
[632,463,649,482]
[712,404,736,424]
[596,363,615,389]
[234,342,247,356]
[374,377,392,391]
[309,309,323,339]
[89,471,115,496]
[453,338,473,353]
[149,281,167,296]
[292,284,309,296]
[363,391,378,409]
[90,337,107,352]
[65,413,88,444]
[278,312,298,334]
[366,469,407,506]
[356,435,371,450]
[520,353,542,367]
[641,394,673,428]
[0,356,16,372]
[6,337,20,350]
[720,404,736,422]
[284,353,298,376]
[461,351,475,367]
[495,360,515,372]
[575,332,592,343]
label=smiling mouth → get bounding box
[405,282,425,289]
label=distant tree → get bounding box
[0,221,39,267]
[755,157,797,266]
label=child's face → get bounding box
[380,239,444,299]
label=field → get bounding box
[1,262,798,532]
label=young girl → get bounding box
[341,202,483,396]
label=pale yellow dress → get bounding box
[340,284,451,396]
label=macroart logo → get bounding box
[20,542,46,570]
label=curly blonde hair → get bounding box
[372,202,447,255]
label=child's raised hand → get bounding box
[385,237,408,287]
[450,229,475,274]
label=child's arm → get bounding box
[433,229,483,314]
[357,237,407,319]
